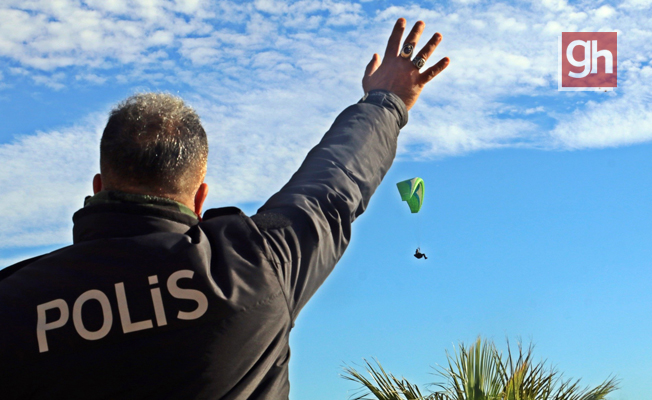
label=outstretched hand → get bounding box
[362,18,450,111]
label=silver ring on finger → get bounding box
[400,43,414,58]
[412,56,426,69]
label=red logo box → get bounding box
[559,32,617,91]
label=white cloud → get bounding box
[0,116,103,248]
[594,5,617,19]
[75,73,108,85]
[538,0,571,12]
[543,20,565,34]
[0,0,215,70]
[619,0,652,9]
[375,4,441,22]
[0,0,367,72]
[550,62,652,149]
[401,105,538,158]
[493,14,528,32]
[549,98,652,149]
[32,72,66,90]
[525,106,545,115]
[179,36,222,65]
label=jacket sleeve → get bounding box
[252,90,408,322]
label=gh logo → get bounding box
[567,40,613,78]
[559,32,617,91]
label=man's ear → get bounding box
[93,174,103,194]
[194,183,209,217]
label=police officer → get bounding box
[0,18,449,399]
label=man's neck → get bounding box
[84,190,198,219]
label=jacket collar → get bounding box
[73,191,199,243]
[84,190,198,219]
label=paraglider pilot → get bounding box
[414,247,427,259]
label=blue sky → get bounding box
[1,0,651,399]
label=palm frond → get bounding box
[495,339,557,400]
[343,359,431,400]
[432,338,502,400]
[552,376,619,400]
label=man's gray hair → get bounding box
[100,93,208,195]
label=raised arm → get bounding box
[252,19,449,321]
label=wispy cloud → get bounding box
[0,115,103,249]
[550,66,652,148]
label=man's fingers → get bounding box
[401,21,425,57]
[384,18,406,60]
[414,32,447,84]
[364,53,381,77]
[413,32,443,66]
[362,53,381,92]
[418,57,450,85]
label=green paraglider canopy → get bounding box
[396,177,424,213]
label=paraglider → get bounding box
[396,177,424,213]
[396,177,427,260]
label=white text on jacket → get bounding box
[36,269,208,353]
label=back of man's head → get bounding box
[100,93,208,202]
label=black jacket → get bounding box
[0,90,407,399]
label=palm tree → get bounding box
[342,338,618,400]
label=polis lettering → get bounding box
[36,269,208,353]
